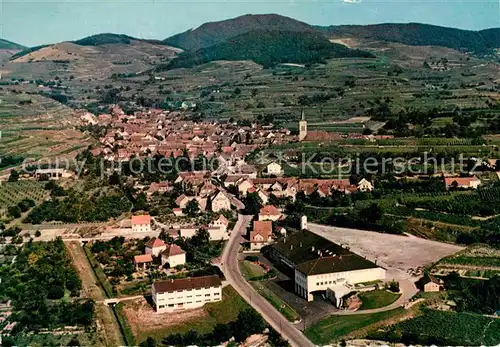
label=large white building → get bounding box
[152,275,222,312]
[270,231,385,304]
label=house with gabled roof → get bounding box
[161,244,186,268]
[145,237,166,256]
[250,220,273,251]
[258,205,282,221]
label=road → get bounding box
[221,214,315,347]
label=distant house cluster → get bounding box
[224,175,374,203]
[133,237,187,271]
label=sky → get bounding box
[1,0,499,47]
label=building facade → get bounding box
[131,215,152,233]
[271,230,386,302]
[152,275,222,312]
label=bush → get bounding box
[387,280,400,293]
[245,255,259,262]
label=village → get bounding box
[2,104,498,347]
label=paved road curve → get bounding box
[221,214,315,347]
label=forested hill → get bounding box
[0,39,26,50]
[317,23,500,54]
[163,13,316,51]
[73,33,167,46]
[160,30,374,70]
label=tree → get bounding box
[8,205,22,218]
[139,337,156,347]
[183,199,200,217]
[8,169,19,182]
[242,192,262,215]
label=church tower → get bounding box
[299,109,307,141]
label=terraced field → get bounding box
[432,244,500,279]
[0,92,93,168]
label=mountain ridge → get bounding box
[160,29,375,70]
[0,38,26,50]
[163,13,316,51]
[317,23,500,53]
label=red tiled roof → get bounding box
[146,237,165,248]
[444,176,480,187]
[131,215,151,225]
[162,244,186,257]
[134,254,153,263]
[259,205,280,216]
[253,220,272,238]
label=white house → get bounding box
[265,162,284,176]
[210,191,232,212]
[131,215,152,233]
[209,214,230,233]
[152,275,222,312]
[250,220,273,251]
[145,237,166,256]
[357,178,374,192]
[237,179,254,196]
[161,244,186,268]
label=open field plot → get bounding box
[305,307,408,345]
[65,241,124,347]
[118,286,251,344]
[0,92,93,166]
[432,244,500,278]
[308,223,463,279]
[358,290,401,310]
[0,180,48,217]
[369,309,500,346]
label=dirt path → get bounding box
[65,241,125,347]
[437,263,500,271]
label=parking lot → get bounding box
[308,223,464,280]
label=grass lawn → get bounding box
[305,308,406,345]
[251,282,300,322]
[358,290,401,310]
[131,286,251,343]
[239,260,266,280]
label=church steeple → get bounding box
[299,109,307,142]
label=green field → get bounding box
[358,290,401,310]
[251,281,300,322]
[305,308,406,345]
[239,260,266,280]
[126,286,252,343]
[370,310,500,346]
[0,181,48,219]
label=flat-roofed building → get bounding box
[270,230,385,302]
[152,275,222,312]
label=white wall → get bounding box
[153,285,222,312]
